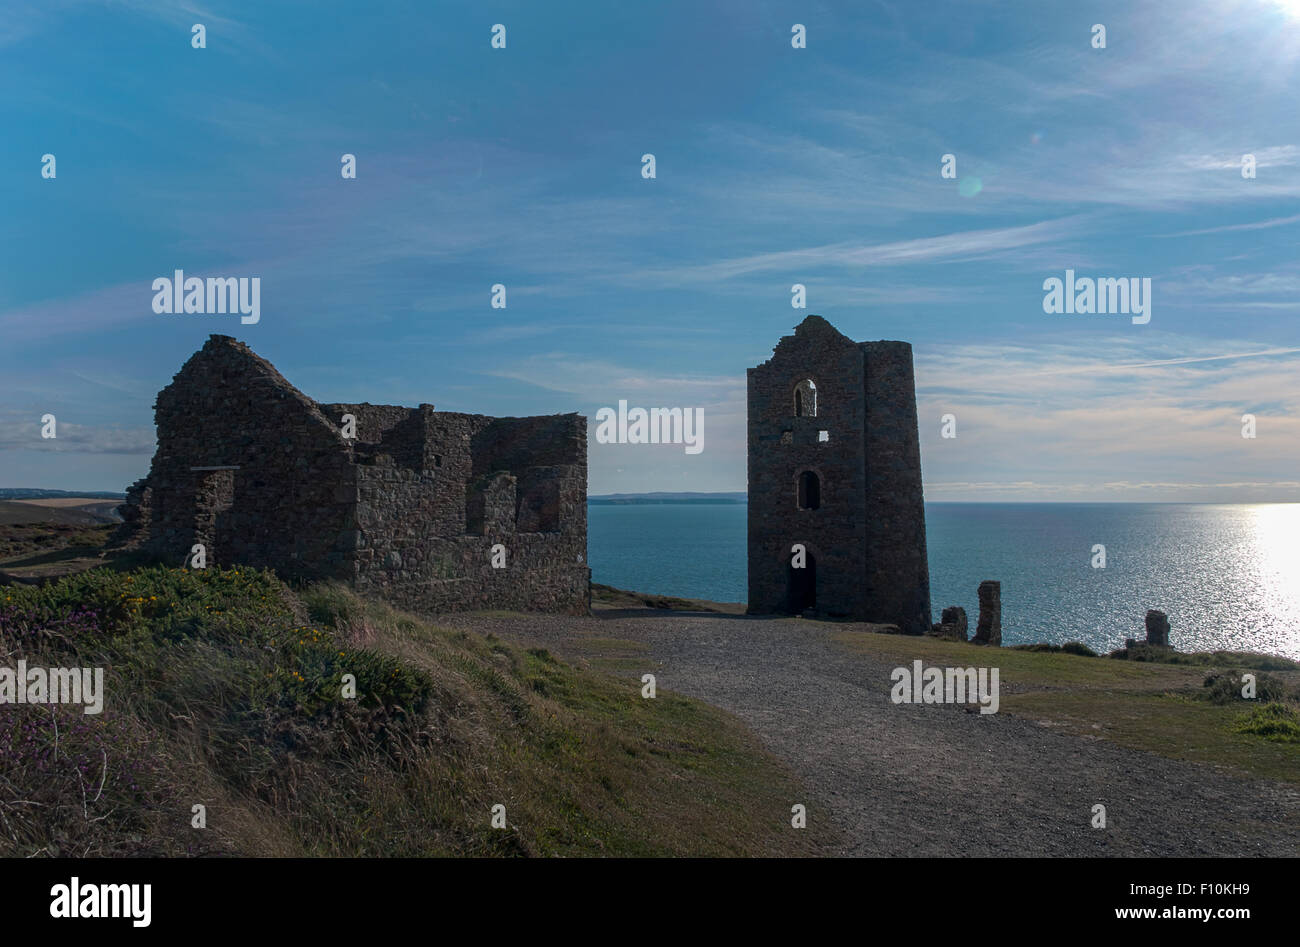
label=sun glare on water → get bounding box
[1248,503,1300,654]
[1252,503,1300,585]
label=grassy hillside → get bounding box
[0,522,114,564]
[0,565,831,857]
[0,490,125,501]
[0,498,121,527]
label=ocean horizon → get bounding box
[588,500,1300,660]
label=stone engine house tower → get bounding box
[747,315,931,633]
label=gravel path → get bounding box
[437,606,1300,857]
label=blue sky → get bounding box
[2,0,1299,500]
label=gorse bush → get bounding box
[1,566,431,720]
[299,580,361,630]
[1202,670,1288,705]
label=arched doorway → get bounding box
[786,551,816,613]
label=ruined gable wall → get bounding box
[127,336,355,579]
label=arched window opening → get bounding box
[794,379,817,417]
[797,471,821,510]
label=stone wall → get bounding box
[467,472,517,537]
[971,581,1002,646]
[115,335,356,580]
[113,335,589,615]
[862,340,932,635]
[748,316,869,619]
[746,315,931,633]
[1144,609,1170,647]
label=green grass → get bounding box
[1234,703,1300,743]
[591,583,745,614]
[1110,640,1300,669]
[831,630,1300,783]
[0,566,831,857]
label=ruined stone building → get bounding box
[747,315,931,633]
[112,335,589,614]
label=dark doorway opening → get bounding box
[786,552,816,613]
[192,468,236,566]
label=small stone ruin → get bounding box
[1144,609,1171,647]
[971,580,1002,646]
[930,605,968,641]
[926,581,1002,646]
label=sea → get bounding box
[587,502,1300,660]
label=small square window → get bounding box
[818,430,829,442]
[780,430,793,445]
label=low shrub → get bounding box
[1232,703,1300,743]
[1203,670,1287,704]
[1011,641,1098,657]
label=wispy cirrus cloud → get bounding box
[1018,346,1300,376]
[4,0,1299,498]
[1179,145,1300,171]
[604,217,1090,287]
[1154,213,1300,238]
[916,333,1300,499]
[0,410,154,455]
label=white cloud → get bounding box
[1154,213,1300,238]
[0,411,155,455]
[1180,145,1300,171]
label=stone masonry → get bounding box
[931,605,968,641]
[1145,609,1171,647]
[111,335,590,614]
[746,315,932,633]
[971,580,1002,646]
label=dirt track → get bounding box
[439,605,1300,857]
